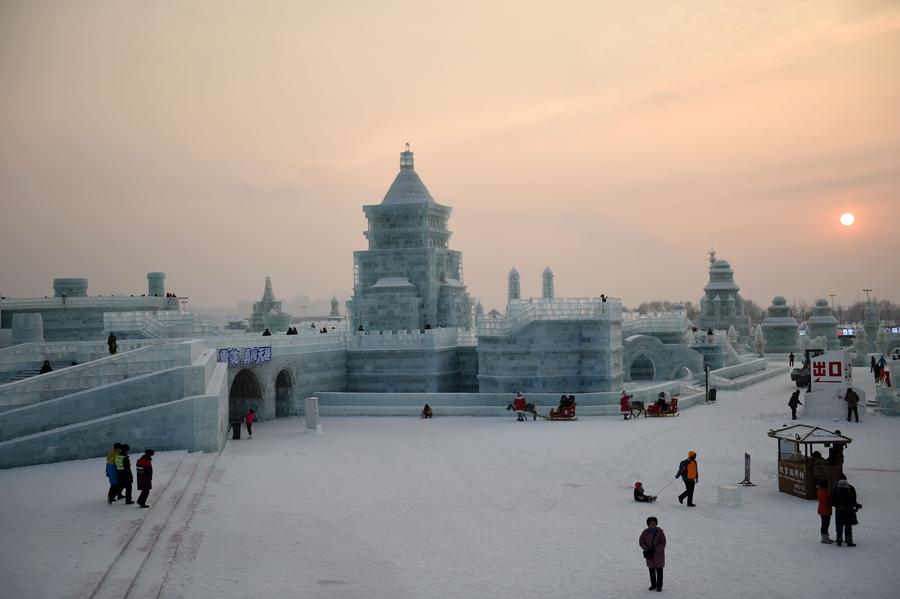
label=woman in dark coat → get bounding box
[135,449,154,508]
[639,516,667,592]
[832,474,861,546]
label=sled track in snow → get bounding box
[87,450,218,599]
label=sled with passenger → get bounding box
[647,396,679,417]
[547,395,578,421]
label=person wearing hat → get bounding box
[676,451,699,506]
[513,392,527,422]
[634,482,656,503]
[135,449,155,508]
[832,473,861,546]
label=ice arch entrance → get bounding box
[229,368,262,420]
[275,369,294,417]
[630,354,656,381]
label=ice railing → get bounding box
[478,298,622,337]
[104,312,166,339]
[689,330,728,346]
[0,295,177,310]
[347,327,474,350]
[622,311,690,335]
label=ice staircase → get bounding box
[0,342,203,413]
[0,365,43,384]
[87,450,219,599]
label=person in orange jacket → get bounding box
[676,451,699,506]
[817,479,834,544]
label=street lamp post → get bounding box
[829,294,836,310]
[862,288,872,302]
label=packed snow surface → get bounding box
[1,369,899,598]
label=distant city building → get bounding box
[348,144,472,331]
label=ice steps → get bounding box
[126,452,218,599]
[89,451,206,599]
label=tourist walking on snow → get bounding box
[639,516,666,592]
[245,409,255,438]
[789,352,795,367]
[107,332,117,355]
[116,444,134,504]
[136,449,155,508]
[676,451,699,506]
[788,389,802,420]
[817,479,834,544]
[870,356,876,373]
[106,443,121,504]
[832,474,861,546]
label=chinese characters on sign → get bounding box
[217,346,272,367]
[778,462,807,497]
[811,351,852,385]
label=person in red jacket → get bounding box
[817,479,834,544]
[639,516,667,592]
[513,392,527,421]
[620,392,633,420]
[135,449,155,509]
[245,409,256,438]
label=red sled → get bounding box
[547,406,577,421]
[647,397,679,417]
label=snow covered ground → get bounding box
[2,367,899,598]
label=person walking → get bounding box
[789,352,795,367]
[832,474,861,546]
[620,391,633,420]
[676,451,699,506]
[106,443,121,504]
[107,333,117,355]
[39,360,53,374]
[115,444,134,504]
[788,389,802,420]
[817,479,834,544]
[639,516,666,592]
[843,388,860,423]
[135,449,155,508]
[870,355,876,373]
[245,409,255,438]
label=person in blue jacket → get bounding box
[106,443,121,504]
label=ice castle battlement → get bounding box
[478,297,622,338]
[347,327,476,351]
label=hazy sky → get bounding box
[2,0,899,313]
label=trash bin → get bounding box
[708,388,717,402]
[230,421,242,440]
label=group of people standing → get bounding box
[871,355,892,386]
[817,475,862,546]
[105,443,154,508]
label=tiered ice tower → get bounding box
[349,145,472,331]
[696,256,751,341]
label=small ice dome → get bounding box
[712,259,731,268]
[773,296,787,306]
[815,299,829,307]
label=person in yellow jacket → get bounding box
[676,451,699,507]
[105,443,121,505]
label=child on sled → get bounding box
[634,482,657,503]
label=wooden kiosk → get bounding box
[767,424,852,499]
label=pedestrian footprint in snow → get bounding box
[639,516,666,592]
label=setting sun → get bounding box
[840,212,855,226]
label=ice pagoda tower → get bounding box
[696,258,751,341]
[249,277,290,332]
[349,145,472,331]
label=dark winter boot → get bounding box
[846,530,855,547]
[821,534,833,544]
[836,537,842,546]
